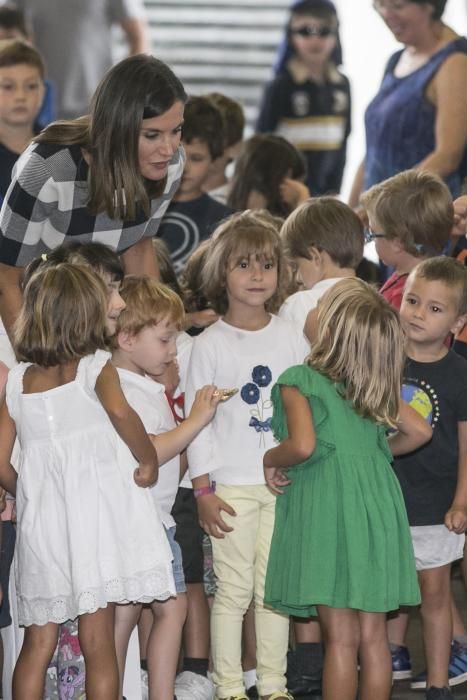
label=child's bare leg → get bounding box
[419,564,452,688]
[13,622,59,699]
[317,605,359,700]
[78,604,119,699]
[184,582,210,660]
[114,603,142,698]
[147,594,187,700]
[451,596,465,638]
[387,610,410,646]
[138,606,153,668]
[358,611,392,700]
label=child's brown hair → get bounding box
[116,275,185,335]
[15,264,108,367]
[361,170,453,257]
[0,38,44,79]
[281,196,364,269]
[408,257,467,315]
[202,209,287,314]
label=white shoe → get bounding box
[141,669,149,700]
[175,670,215,700]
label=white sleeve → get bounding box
[185,335,217,480]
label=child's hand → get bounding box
[279,178,310,209]
[445,506,467,534]
[197,493,236,539]
[452,196,467,238]
[134,462,158,488]
[264,465,291,495]
[188,385,222,429]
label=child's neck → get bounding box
[292,55,328,84]
[317,262,355,285]
[393,251,425,276]
[405,337,449,364]
[223,305,271,332]
[111,350,145,376]
[0,122,35,155]
[203,159,228,191]
[173,186,204,203]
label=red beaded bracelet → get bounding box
[194,482,216,498]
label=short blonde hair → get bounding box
[117,275,185,335]
[202,209,287,314]
[408,256,467,315]
[360,169,453,257]
[14,264,108,367]
[309,277,404,428]
[281,197,364,269]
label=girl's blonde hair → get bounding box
[309,277,404,428]
[14,264,108,367]
[202,210,287,315]
[117,275,185,335]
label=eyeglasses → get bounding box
[364,227,386,243]
[289,26,335,38]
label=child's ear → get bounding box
[451,313,467,337]
[117,330,134,351]
[308,246,322,264]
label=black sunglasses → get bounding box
[290,26,335,38]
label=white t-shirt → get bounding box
[279,278,344,329]
[186,315,309,485]
[117,368,179,528]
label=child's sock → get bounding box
[243,668,257,690]
[183,657,209,677]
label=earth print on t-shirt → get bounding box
[401,379,440,429]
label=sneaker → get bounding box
[141,669,149,700]
[426,687,454,699]
[174,671,215,700]
[391,644,412,680]
[411,640,467,689]
[246,686,258,699]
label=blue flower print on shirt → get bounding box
[241,383,260,404]
[241,365,273,447]
[252,365,272,387]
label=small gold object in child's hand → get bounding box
[213,388,238,401]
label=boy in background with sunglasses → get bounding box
[256,0,350,197]
[361,169,453,310]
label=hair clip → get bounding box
[41,253,48,262]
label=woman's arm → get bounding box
[0,395,17,496]
[0,264,23,342]
[120,236,160,279]
[348,159,366,209]
[95,361,158,485]
[418,53,467,176]
[388,400,432,457]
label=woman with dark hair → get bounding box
[349,0,467,206]
[256,0,350,196]
[0,53,187,339]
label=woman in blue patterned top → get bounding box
[349,0,467,207]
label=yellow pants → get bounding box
[211,484,289,698]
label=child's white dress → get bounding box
[7,350,175,627]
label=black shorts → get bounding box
[171,487,204,584]
[0,521,16,628]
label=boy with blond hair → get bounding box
[361,169,453,310]
[111,276,221,700]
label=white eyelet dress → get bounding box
[7,350,175,627]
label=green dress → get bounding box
[264,365,420,616]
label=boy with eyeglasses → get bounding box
[361,169,453,310]
[256,0,350,197]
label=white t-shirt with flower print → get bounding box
[185,316,309,485]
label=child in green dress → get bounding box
[263,277,432,700]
